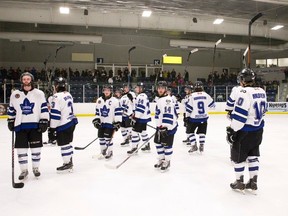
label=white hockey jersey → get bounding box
[155,95,178,135]
[171,95,180,115]
[95,96,122,128]
[134,93,151,123]
[50,92,78,132]
[181,94,191,116]
[186,91,215,123]
[8,88,49,132]
[230,86,267,132]
[120,91,136,120]
[226,86,243,111]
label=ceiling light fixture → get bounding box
[213,18,224,25]
[59,6,70,14]
[142,10,152,17]
[271,25,284,30]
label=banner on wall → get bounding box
[0,104,8,116]
[267,102,288,112]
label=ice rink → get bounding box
[1,114,288,216]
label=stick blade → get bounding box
[74,147,84,150]
[104,164,118,170]
[13,182,24,189]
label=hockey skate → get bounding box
[95,148,107,160]
[230,175,245,193]
[33,167,41,178]
[18,169,28,180]
[105,151,113,160]
[182,138,189,143]
[188,144,198,153]
[127,147,138,155]
[120,138,130,146]
[43,139,57,146]
[154,159,164,168]
[199,144,204,153]
[245,175,258,192]
[57,158,73,172]
[141,143,150,152]
[160,160,170,172]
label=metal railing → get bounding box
[0,82,280,103]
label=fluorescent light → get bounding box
[59,6,70,14]
[213,18,224,25]
[142,10,152,17]
[271,25,284,30]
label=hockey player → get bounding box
[44,86,57,146]
[119,83,136,146]
[186,81,215,153]
[49,77,78,172]
[154,81,178,172]
[225,74,243,119]
[7,72,49,180]
[127,82,151,154]
[226,68,267,192]
[167,87,180,116]
[92,84,122,159]
[114,87,123,100]
[182,85,193,145]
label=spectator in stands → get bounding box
[171,69,176,79]
[284,68,288,80]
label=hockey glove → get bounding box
[127,93,134,102]
[38,119,49,133]
[159,126,168,138]
[92,118,101,129]
[113,122,121,131]
[48,128,57,141]
[226,126,237,145]
[7,118,15,131]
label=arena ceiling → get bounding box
[0,0,287,49]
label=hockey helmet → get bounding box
[238,68,256,84]
[194,81,204,91]
[20,72,34,82]
[184,85,193,91]
[54,77,67,88]
[136,82,145,91]
[102,84,113,91]
[157,81,168,88]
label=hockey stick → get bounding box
[74,137,99,150]
[12,132,24,189]
[187,48,199,62]
[147,124,156,130]
[47,46,65,94]
[248,13,263,68]
[242,46,249,68]
[211,39,222,85]
[105,132,156,169]
[185,48,199,76]
[127,46,136,86]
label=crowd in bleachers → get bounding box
[0,66,282,103]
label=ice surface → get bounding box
[1,115,288,216]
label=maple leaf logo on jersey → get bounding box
[100,105,110,117]
[20,98,35,115]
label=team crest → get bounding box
[15,94,20,99]
[100,105,110,117]
[165,99,171,104]
[20,98,35,115]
